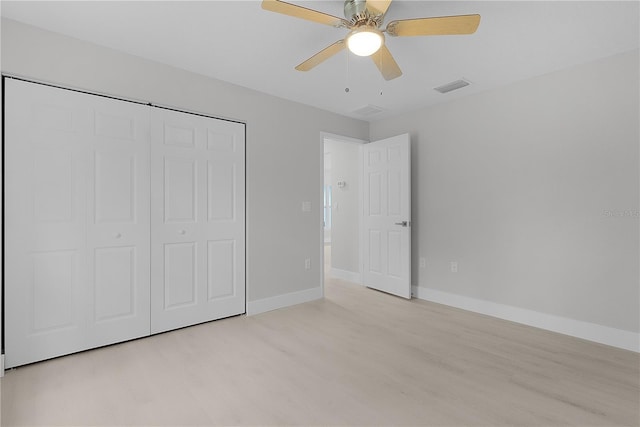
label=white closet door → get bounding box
[150,108,245,334]
[85,94,151,349]
[4,80,150,368]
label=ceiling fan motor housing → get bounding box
[344,0,368,21]
[344,0,366,19]
[344,0,385,29]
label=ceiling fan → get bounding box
[262,0,480,81]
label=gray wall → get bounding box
[0,18,369,304]
[324,139,361,274]
[370,49,640,333]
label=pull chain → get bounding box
[345,49,350,93]
[379,51,384,96]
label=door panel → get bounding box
[6,81,90,368]
[164,123,196,147]
[207,161,235,221]
[388,170,401,215]
[150,108,245,334]
[94,246,136,322]
[31,251,78,332]
[34,150,75,222]
[163,242,198,309]
[94,111,136,141]
[207,239,236,300]
[164,157,197,222]
[362,134,411,299]
[369,230,382,273]
[5,79,150,368]
[369,172,383,215]
[85,93,151,349]
[94,152,136,223]
[388,231,402,277]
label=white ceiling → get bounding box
[2,1,638,121]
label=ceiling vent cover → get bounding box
[353,104,384,117]
[434,79,470,94]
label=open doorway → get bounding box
[321,133,366,287]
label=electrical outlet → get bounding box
[450,261,458,273]
[419,257,426,268]
[305,258,311,270]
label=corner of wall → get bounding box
[330,268,362,284]
[247,287,322,316]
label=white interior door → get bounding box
[362,134,411,298]
[150,108,245,334]
[4,79,151,368]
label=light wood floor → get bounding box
[1,273,639,425]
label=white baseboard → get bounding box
[330,268,362,284]
[247,287,323,316]
[412,286,640,353]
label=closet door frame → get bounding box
[2,76,247,368]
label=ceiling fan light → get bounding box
[346,27,384,56]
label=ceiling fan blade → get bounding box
[371,45,402,81]
[386,14,481,37]
[365,0,392,16]
[262,0,349,28]
[295,40,346,72]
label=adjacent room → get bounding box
[0,1,638,425]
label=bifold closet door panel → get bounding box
[150,108,245,334]
[4,80,151,368]
[85,94,151,349]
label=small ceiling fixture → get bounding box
[434,79,471,94]
[352,104,385,117]
[346,27,384,56]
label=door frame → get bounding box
[319,132,367,296]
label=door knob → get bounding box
[394,221,409,227]
[178,230,186,235]
[115,233,122,239]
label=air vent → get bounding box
[352,104,384,117]
[434,79,470,94]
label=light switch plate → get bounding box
[302,201,312,212]
[450,261,458,273]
